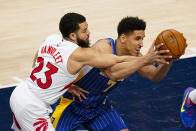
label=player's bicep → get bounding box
[70,47,119,68]
[70,47,99,65]
[67,48,102,75]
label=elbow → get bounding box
[103,69,124,81]
[149,76,161,83]
[105,72,119,81]
[151,79,161,83]
[109,76,118,81]
[108,73,123,81]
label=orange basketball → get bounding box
[155,29,186,59]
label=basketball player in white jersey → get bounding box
[10,12,169,131]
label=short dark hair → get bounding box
[117,16,146,37]
[59,12,86,38]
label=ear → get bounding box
[119,34,127,43]
[69,33,77,42]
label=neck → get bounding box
[116,39,129,56]
[64,37,77,44]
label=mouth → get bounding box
[86,35,89,41]
[136,48,141,54]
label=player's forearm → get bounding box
[104,56,148,80]
[79,48,126,68]
[88,54,126,68]
[151,63,172,82]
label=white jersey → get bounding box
[26,34,79,105]
[10,34,80,131]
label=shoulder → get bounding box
[91,39,113,54]
[45,34,62,43]
[40,34,62,48]
[61,40,79,49]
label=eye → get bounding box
[135,36,141,40]
[135,36,144,40]
[83,29,87,33]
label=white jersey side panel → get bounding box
[26,34,79,105]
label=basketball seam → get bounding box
[161,31,178,57]
[167,30,180,57]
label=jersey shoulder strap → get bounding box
[105,38,117,55]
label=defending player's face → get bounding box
[76,22,90,48]
[125,30,145,56]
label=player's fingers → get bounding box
[155,43,163,50]
[155,53,172,59]
[80,92,87,100]
[156,50,169,55]
[78,87,89,94]
[155,59,169,64]
[160,55,172,59]
[172,58,179,61]
[156,54,172,60]
[76,93,82,102]
[72,95,75,101]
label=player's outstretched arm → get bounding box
[111,42,172,82]
[92,40,171,81]
[67,47,126,75]
[138,37,188,82]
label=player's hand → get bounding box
[67,85,89,102]
[144,41,172,65]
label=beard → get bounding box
[77,37,90,48]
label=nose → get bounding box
[139,41,143,47]
[87,29,90,36]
